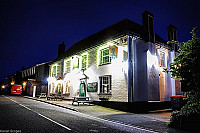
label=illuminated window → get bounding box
[99,75,111,94]
[72,57,79,69]
[123,50,128,62]
[81,54,87,69]
[52,65,57,76]
[64,81,70,93]
[57,84,61,95]
[100,47,111,65]
[51,83,55,93]
[65,60,71,73]
[160,52,166,67]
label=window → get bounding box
[160,52,166,67]
[99,75,111,94]
[72,57,79,69]
[52,65,57,76]
[123,50,128,62]
[100,47,111,65]
[51,83,55,93]
[81,54,87,69]
[65,60,71,73]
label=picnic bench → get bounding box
[72,97,91,106]
[47,93,64,100]
[38,93,47,98]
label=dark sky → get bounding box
[0,0,200,82]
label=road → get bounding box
[0,95,159,133]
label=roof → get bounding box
[56,19,167,61]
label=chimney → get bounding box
[58,42,65,57]
[142,10,155,43]
[168,24,178,51]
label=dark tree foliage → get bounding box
[165,28,200,131]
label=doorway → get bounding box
[79,81,86,97]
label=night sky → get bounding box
[0,0,200,82]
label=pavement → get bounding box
[24,96,172,122]
[27,96,171,122]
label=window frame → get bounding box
[81,54,87,69]
[99,47,111,65]
[52,65,57,77]
[65,60,71,73]
[99,75,111,94]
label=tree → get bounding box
[165,28,200,131]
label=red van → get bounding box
[11,85,22,95]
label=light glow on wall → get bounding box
[47,77,56,83]
[147,50,158,67]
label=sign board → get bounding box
[109,45,118,59]
[87,82,98,92]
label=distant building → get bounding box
[21,61,51,96]
[47,10,182,102]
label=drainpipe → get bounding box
[128,35,134,102]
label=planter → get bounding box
[98,94,111,101]
[170,95,187,111]
[99,97,109,101]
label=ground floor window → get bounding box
[99,75,111,94]
[64,81,70,94]
[57,83,62,95]
[51,83,55,93]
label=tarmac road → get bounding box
[0,95,187,133]
[0,95,157,133]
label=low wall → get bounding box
[93,101,171,113]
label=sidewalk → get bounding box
[24,96,171,122]
[24,96,174,133]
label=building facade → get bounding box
[21,61,51,96]
[47,11,181,102]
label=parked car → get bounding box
[11,85,22,95]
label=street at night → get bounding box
[1,0,200,132]
[0,95,186,133]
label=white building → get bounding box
[47,10,181,102]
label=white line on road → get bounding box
[37,113,71,130]
[77,112,159,133]
[6,96,72,131]
[6,96,158,133]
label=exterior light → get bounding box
[11,82,14,85]
[1,85,5,89]
[23,82,26,86]
[108,42,114,46]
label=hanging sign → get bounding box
[109,45,118,59]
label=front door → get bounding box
[79,81,86,97]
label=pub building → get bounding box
[47,10,182,103]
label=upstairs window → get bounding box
[72,56,79,70]
[160,52,166,67]
[65,60,71,73]
[52,65,57,76]
[81,54,87,69]
[123,50,128,62]
[99,75,111,94]
[100,47,111,65]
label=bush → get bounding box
[169,102,200,131]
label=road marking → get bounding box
[7,96,158,133]
[77,112,159,133]
[37,113,71,130]
[6,96,72,131]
